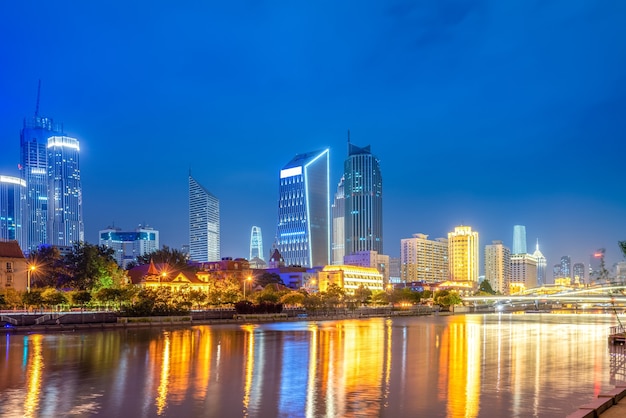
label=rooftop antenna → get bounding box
[347,129,350,144]
[35,79,41,117]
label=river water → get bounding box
[0,313,623,418]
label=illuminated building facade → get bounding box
[319,264,383,294]
[484,240,511,294]
[532,240,547,286]
[99,225,160,269]
[510,253,537,293]
[344,143,383,255]
[189,175,220,262]
[400,233,448,283]
[47,136,84,246]
[331,176,345,264]
[276,149,330,268]
[0,176,26,250]
[573,262,585,284]
[589,248,606,281]
[512,225,527,254]
[343,250,390,284]
[249,226,264,261]
[448,226,479,284]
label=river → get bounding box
[0,312,623,417]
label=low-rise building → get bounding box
[0,240,27,292]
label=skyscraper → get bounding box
[589,249,607,281]
[249,226,264,261]
[484,240,511,294]
[448,225,479,283]
[189,175,220,262]
[560,255,571,279]
[510,254,538,292]
[99,225,159,269]
[400,233,448,283]
[331,176,345,264]
[512,225,527,255]
[276,149,330,267]
[573,262,585,284]
[0,175,27,249]
[47,136,84,247]
[532,240,547,286]
[344,142,383,255]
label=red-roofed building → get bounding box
[0,240,28,292]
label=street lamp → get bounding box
[27,265,36,293]
[244,276,252,300]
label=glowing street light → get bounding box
[27,265,36,293]
[244,276,252,300]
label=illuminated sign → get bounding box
[47,136,80,151]
[0,176,26,187]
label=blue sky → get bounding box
[1,1,625,276]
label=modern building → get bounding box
[249,226,264,261]
[189,175,220,262]
[276,149,330,268]
[0,175,27,250]
[331,176,345,265]
[343,250,390,285]
[484,240,511,294]
[512,225,527,255]
[343,142,383,255]
[559,255,571,280]
[589,249,607,282]
[573,262,585,285]
[99,225,160,269]
[400,233,448,284]
[318,264,384,294]
[532,240,547,286]
[47,136,84,247]
[448,225,479,284]
[389,257,401,284]
[510,253,538,293]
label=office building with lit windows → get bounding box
[510,253,538,293]
[484,240,511,294]
[512,225,527,255]
[189,175,220,262]
[400,233,448,283]
[99,225,159,269]
[448,225,479,284]
[249,226,264,261]
[276,149,329,268]
[573,262,585,284]
[532,240,547,286]
[344,142,383,255]
[331,176,345,265]
[0,176,27,250]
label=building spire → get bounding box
[35,79,41,117]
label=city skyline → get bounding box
[1,2,625,274]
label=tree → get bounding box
[41,288,68,308]
[27,245,67,288]
[321,283,345,309]
[354,285,372,305]
[62,242,127,291]
[280,291,305,307]
[478,280,496,295]
[434,290,462,310]
[370,290,390,306]
[255,272,284,287]
[136,246,190,270]
[22,290,43,309]
[70,290,92,307]
[620,241,626,258]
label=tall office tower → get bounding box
[189,175,220,262]
[249,226,264,261]
[448,225,479,283]
[0,175,27,249]
[573,262,585,284]
[331,176,345,264]
[47,136,84,246]
[532,240,547,286]
[484,240,511,294]
[276,149,330,267]
[20,92,64,253]
[344,142,383,255]
[589,249,606,281]
[560,255,571,279]
[99,225,159,269]
[510,254,538,292]
[512,225,527,255]
[400,233,448,283]
[552,264,560,281]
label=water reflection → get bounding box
[0,314,623,417]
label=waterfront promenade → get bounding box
[567,384,626,417]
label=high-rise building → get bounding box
[344,142,383,255]
[589,249,607,281]
[189,175,220,262]
[400,233,448,283]
[484,240,511,294]
[532,240,547,286]
[99,225,159,269]
[510,253,538,292]
[331,176,345,265]
[512,225,527,255]
[20,106,64,253]
[276,149,329,267]
[0,175,27,250]
[448,226,479,284]
[47,136,84,247]
[573,262,585,284]
[560,255,571,279]
[249,226,264,261]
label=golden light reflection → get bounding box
[156,332,171,415]
[445,320,480,418]
[306,323,319,418]
[24,334,44,418]
[242,324,256,416]
[383,318,392,407]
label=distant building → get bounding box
[484,240,511,294]
[560,255,571,280]
[448,226,479,285]
[249,226,264,261]
[331,176,345,265]
[512,225,527,255]
[0,175,27,250]
[344,141,383,255]
[510,253,537,293]
[573,262,585,285]
[0,240,27,292]
[589,249,606,282]
[319,264,384,294]
[616,262,626,283]
[99,225,159,269]
[400,233,448,284]
[189,175,220,262]
[389,257,401,284]
[343,250,390,285]
[276,149,330,268]
[532,240,547,286]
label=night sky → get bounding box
[1,1,625,277]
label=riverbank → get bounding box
[567,384,626,417]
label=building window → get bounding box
[6,262,12,272]
[6,275,13,287]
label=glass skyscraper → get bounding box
[249,226,264,261]
[47,136,84,246]
[189,175,220,262]
[276,149,329,268]
[0,175,27,249]
[512,225,527,255]
[331,176,345,265]
[344,143,383,255]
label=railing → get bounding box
[610,325,625,335]
[1,316,17,325]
